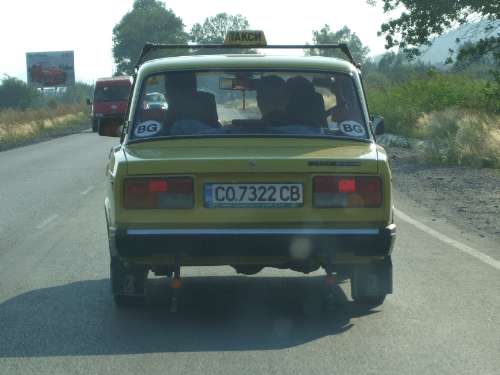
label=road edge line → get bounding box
[80,185,96,196]
[35,214,59,230]
[394,208,500,271]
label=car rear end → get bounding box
[112,139,394,266]
[104,55,395,307]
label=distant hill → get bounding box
[418,20,500,67]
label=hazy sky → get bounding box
[0,0,399,83]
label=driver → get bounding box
[164,72,219,127]
[256,75,289,125]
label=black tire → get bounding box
[352,294,386,308]
[351,256,392,308]
[110,258,147,308]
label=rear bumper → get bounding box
[111,224,396,259]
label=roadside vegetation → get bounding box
[365,0,500,169]
[363,61,499,168]
[365,71,495,137]
[308,14,499,169]
[415,108,500,168]
[0,76,92,151]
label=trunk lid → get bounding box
[124,138,378,175]
[118,138,388,227]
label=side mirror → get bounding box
[371,116,385,135]
[98,119,122,137]
[86,98,92,106]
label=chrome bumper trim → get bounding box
[127,228,380,236]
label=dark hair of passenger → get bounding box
[256,75,288,118]
[164,72,197,98]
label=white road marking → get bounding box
[395,208,500,271]
[36,214,59,230]
[80,185,95,196]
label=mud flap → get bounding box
[110,258,146,297]
[351,256,392,302]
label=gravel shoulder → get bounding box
[388,147,500,243]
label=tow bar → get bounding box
[324,250,338,311]
[170,254,182,313]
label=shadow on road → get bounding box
[0,275,379,358]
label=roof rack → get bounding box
[134,43,360,71]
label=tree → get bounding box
[371,0,499,107]
[190,13,250,44]
[308,25,370,64]
[59,82,94,104]
[112,0,188,75]
[0,76,39,110]
[190,13,251,54]
[370,0,499,60]
[454,36,500,68]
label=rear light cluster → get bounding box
[124,177,193,209]
[313,176,382,208]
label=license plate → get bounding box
[204,183,303,208]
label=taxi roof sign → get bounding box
[224,30,267,47]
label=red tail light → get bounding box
[149,180,168,193]
[313,176,382,208]
[124,177,193,209]
[338,178,356,193]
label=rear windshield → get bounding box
[130,70,368,141]
[94,84,130,102]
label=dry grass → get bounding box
[415,108,500,168]
[0,104,89,150]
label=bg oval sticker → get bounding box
[134,121,161,137]
[340,121,366,137]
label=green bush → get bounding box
[416,108,500,168]
[367,71,492,137]
[0,76,40,110]
[58,82,94,104]
[482,71,500,113]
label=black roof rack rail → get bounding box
[134,43,360,71]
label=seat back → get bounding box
[168,91,219,127]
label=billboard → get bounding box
[26,51,75,87]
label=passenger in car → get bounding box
[164,72,219,127]
[256,75,289,126]
[329,74,364,125]
[286,76,327,128]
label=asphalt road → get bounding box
[0,131,499,375]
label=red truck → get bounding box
[89,76,132,132]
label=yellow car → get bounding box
[100,31,395,309]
